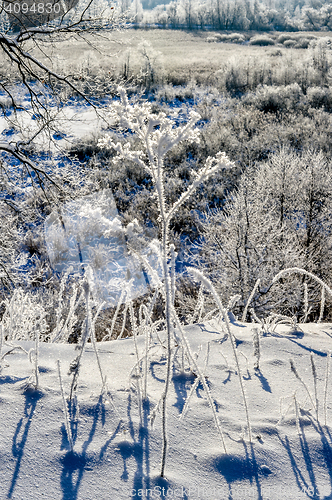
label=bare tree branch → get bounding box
[0,0,123,188]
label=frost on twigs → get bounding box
[252,327,260,371]
[98,89,234,223]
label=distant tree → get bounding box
[131,0,144,21]
[182,0,194,28]
[166,1,179,28]
[302,6,321,29]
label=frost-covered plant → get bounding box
[68,275,106,401]
[242,279,260,322]
[57,360,74,452]
[99,87,234,477]
[68,281,92,402]
[303,283,310,323]
[249,36,275,46]
[290,357,317,418]
[257,312,301,335]
[269,267,332,307]
[190,268,252,443]
[318,286,326,324]
[324,351,331,426]
[26,329,40,390]
[51,270,83,343]
[137,41,164,89]
[188,283,205,325]
[311,353,319,420]
[1,289,48,341]
[252,327,260,371]
[180,342,210,419]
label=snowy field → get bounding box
[1,320,332,499]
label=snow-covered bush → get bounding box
[307,86,332,111]
[213,33,245,44]
[249,36,275,46]
[243,83,304,114]
[137,41,165,89]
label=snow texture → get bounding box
[1,320,332,499]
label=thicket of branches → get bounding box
[187,149,332,321]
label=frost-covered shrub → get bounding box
[307,86,332,111]
[189,190,306,317]
[243,83,304,114]
[294,38,311,49]
[277,34,294,44]
[309,37,332,51]
[189,148,332,319]
[214,33,245,44]
[207,36,218,43]
[228,33,246,43]
[213,34,228,42]
[1,289,48,341]
[137,40,165,89]
[0,203,20,298]
[249,36,275,46]
[309,38,332,81]
[284,39,297,48]
[278,35,313,49]
[224,63,248,94]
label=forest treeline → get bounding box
[4,0,332,34]
[119,0,332,32]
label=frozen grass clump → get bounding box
[213,33,245,44]
[1,289,48,342]
[284,39,297,48]
[207,36,218,43]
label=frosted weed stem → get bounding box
[324,351,331,426]
[57,360,74,452]
[290,358,316,416]
[242,279,260,322]
[318,286,325,324]
[310,353,319,421]
[190,268,252,443]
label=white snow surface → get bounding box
[0,103,108,152]
[1,320,332,499]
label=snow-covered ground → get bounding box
[1,320,332,499]
[0,100,109,153]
